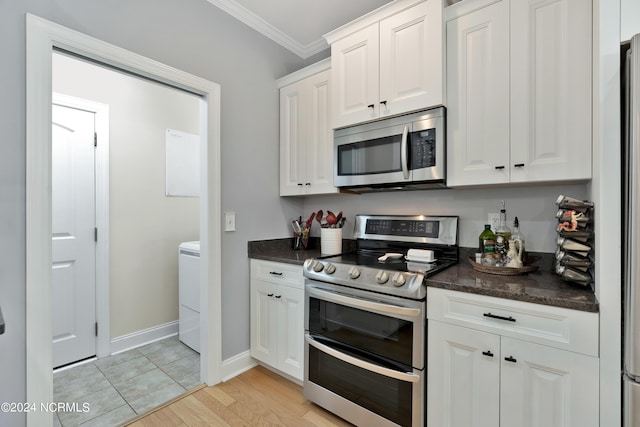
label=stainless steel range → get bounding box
[303,214,459,427]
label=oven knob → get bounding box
[325,263,336,275]
[304,259,314,270]
[376,270,389,284]
[313,262,325,273]
[349,267,361,279]
[392,272,406,287]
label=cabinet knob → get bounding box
[494,166,505,170]
[514,163,525,168]
[380,100,387,106]
[275,295,282,299]
[267,293,274,297]
[305,182,311,186]
[297,183,303,186]
[482,350,494,357]
[367,104,375,109]
[504,356,517,363]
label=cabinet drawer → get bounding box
[427,288,598,356]
[251,259,303,289]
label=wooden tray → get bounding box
[468,257,539,276]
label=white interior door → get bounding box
[52,103,97,368]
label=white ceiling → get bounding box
[207,0,393,58]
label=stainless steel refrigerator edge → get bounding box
[624,33,640,427]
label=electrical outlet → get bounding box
[488,213,500,233]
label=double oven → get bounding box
[303,215,459,427]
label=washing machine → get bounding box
[179,241,200,352]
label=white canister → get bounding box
[320,228,343,255]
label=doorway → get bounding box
[26,14,223,427]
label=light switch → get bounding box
[224,211,236,232]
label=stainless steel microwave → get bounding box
[334,107,445,192]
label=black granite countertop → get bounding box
[248,238,356,266]
[426,248,598,312]
[248,240,599,313]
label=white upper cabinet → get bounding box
[446,0,510,185]
[327,0,443,129]
[446,0,592,187]
[279,60,337,196]
[509,0,592,183]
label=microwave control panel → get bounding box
[410,129,436,169]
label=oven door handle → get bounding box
[305,334,420,383]
[401,125,410,180]
[307,286,422,319]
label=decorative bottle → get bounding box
[495,200,512,259]
[511,216,526,264]
[479,224,496,260]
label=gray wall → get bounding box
[303,183,589,253]
[0,0,314,421]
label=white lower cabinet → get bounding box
[427,288,599,427]
[250,260,304,381]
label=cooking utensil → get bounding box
[306,212,316,229]
[316,210,323,226]
[377,253,403,262]
[326,210,337,226]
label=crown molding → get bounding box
[207,0,328,59]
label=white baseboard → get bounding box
[110,320,179,355]
[221,351,257,382]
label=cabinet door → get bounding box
[250,280,277,365]
[446,0,510,186]
[305,69,337,195]
[500,337,599,427]
[379,0,443,118]
[331,23,379,128]
[275,285,305,380]
[279,81,306,196]
[510,0,592,182]
[427,321,500,427]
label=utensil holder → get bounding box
[321,228,342,255]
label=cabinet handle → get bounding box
[305,182,311,186]
[367,104,375,109]
[482,350,494,357]
[380,100,387,106]
[514,163,525,168]
[494,166,505,170]
[297,183,303,186]
[504,356,517,363]
[267,293,274,297]
[275,295,282,299]
[483,312,516,322]
[269,271,283,276]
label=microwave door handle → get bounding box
[305,334,420,383]
[401,125,410,180]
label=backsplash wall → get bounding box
[302,183,588,253]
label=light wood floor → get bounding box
[125,365,353,426]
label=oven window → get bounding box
[337,134,403,176]
[308,297,413,366]
[308,344,412,427]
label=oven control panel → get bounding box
[303,259,426,300]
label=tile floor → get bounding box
[53,336,200,427]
